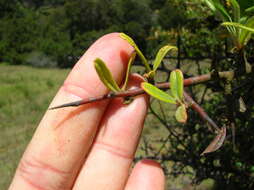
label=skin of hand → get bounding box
[9,33,165,190]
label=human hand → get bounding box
[9,33,165,190]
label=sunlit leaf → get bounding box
[175,104,187,123]
[201,127,226,156]
[222,22,254,33]
[119,33,151,72]
[175,70,184,100]
[204,0,216,12]
[152,45,177,72]
[213,1,232,22]
[239,16,254,46]
[170,69,184,101]
[141,82,176,104]
[94,58,121,92]
[205,0,235,35]
[119,32,136,47]
[122,52,136,91]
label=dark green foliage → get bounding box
[0,0,153,67]
[158,0,187,29]
[0,0,219,67]
[0,6,41,64]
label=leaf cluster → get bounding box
[94,34,187,123]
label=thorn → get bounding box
[48,100,84,110]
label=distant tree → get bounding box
[158,0,187,30]
[110,0,153,51]
[64,0,113,38]
[0,5,41,64]
[150,0,166,10]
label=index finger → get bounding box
[9,33,134,190]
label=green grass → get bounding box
[0,65,69,188]
[0,64,213,189]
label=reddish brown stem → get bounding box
[49,73,210,110]
[49,71,233,110]
[184,92,220,132]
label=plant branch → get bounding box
[183,92,220,132]
[49,70,234,110]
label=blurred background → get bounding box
[1,0,254,189]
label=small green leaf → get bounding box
[119,32,136,47]
[222,22,254,33]
[152,45,177,72]
[235,162,243,168]
[141,82,176,104]
[204,0,216,12]
[175,70,184,100]
[170,69,184,101]
[175,104,187,123]
[213,1,232,22]
[119,33,151,72]
[205,0,235,35]
[94,58,121,92]
[122,52,136,91]
[250,166,254,173]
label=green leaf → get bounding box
[94,58,121,92]
[245,6,254,13]
[226,0,240,39]
[122,52,136,91]
[239,16,254,46]
[204,0,216,12]
[250,166,254,173]
[119,32,136,47]
[239,16,248,24]
[175,104,187,123]
[215,3,236,34]
[205,0,235,34]
[119,33,151,72]
[214,1,232,22]
[152,45,177,72]
[141,82,176,104]
[229,0,240,22]
[235,162,243,168]
[170,69,184,101]
[222,22,254,33]
[175,70,184,100]
[240,0,254,13]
